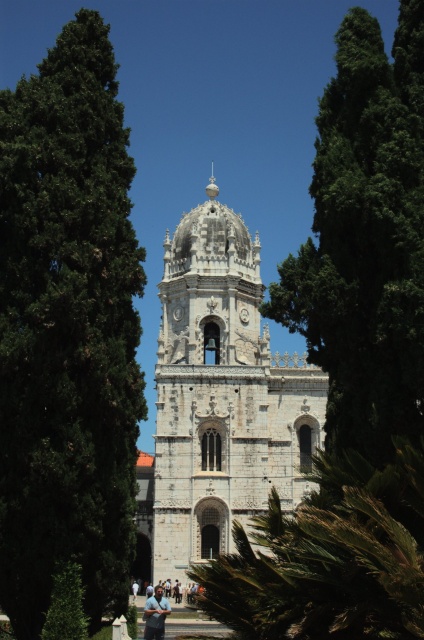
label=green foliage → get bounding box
[261,2,424,466]
[0,9,146,639]
[41,563,89,640]
[190,439,424,639]
[89,628,111,640]
[126,605,138,640]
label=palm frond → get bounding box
[342,486,420,568]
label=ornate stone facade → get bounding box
[152,178,328,580]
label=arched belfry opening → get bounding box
[204,321,220,365]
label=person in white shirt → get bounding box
[132,581,140,602]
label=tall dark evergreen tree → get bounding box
[0,10,146,639]
[262,3,424,466]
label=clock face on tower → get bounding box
[239,308,249,324]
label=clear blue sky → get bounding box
[1,1,399,453]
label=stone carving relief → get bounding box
[207,296,218,314]
[173,305,184,322]
[206,480,216,495]
[235,339,257,365]
[160,364,262,377]
[232,496,261,509]
[275,483,292,499]
[301,397,311,413]
[235,329,257,346]
[234,329,259,365]
[194,394,231,420]
[167,326,189,364]
[239,308,249,324]
[159,498,191,508]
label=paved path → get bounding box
[132,595,231,638]
[142,621,231,639]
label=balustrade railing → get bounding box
[270,351,318,369]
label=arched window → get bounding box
[299,424,312,472]
[201,508,220,559]
[202,429,221,471]
[204,321,220,365]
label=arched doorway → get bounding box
[201,524,220,559]
[193,499,228,561]
[131,533,152,588]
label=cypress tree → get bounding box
[0,10,146,639]
[262,4,424,466]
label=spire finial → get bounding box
[209,161,215,184]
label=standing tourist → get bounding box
[144,584,172,640]
[173,580,181,604]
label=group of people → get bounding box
[156,579,185,604]
[187,582,204,604]
[131,577,202,606]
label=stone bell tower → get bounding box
[156,176,268,370]
[152,177,328,581]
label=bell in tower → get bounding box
[204,321,220,365]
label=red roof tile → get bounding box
[137,451,155,467]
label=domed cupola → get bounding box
[162,177,261,283]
